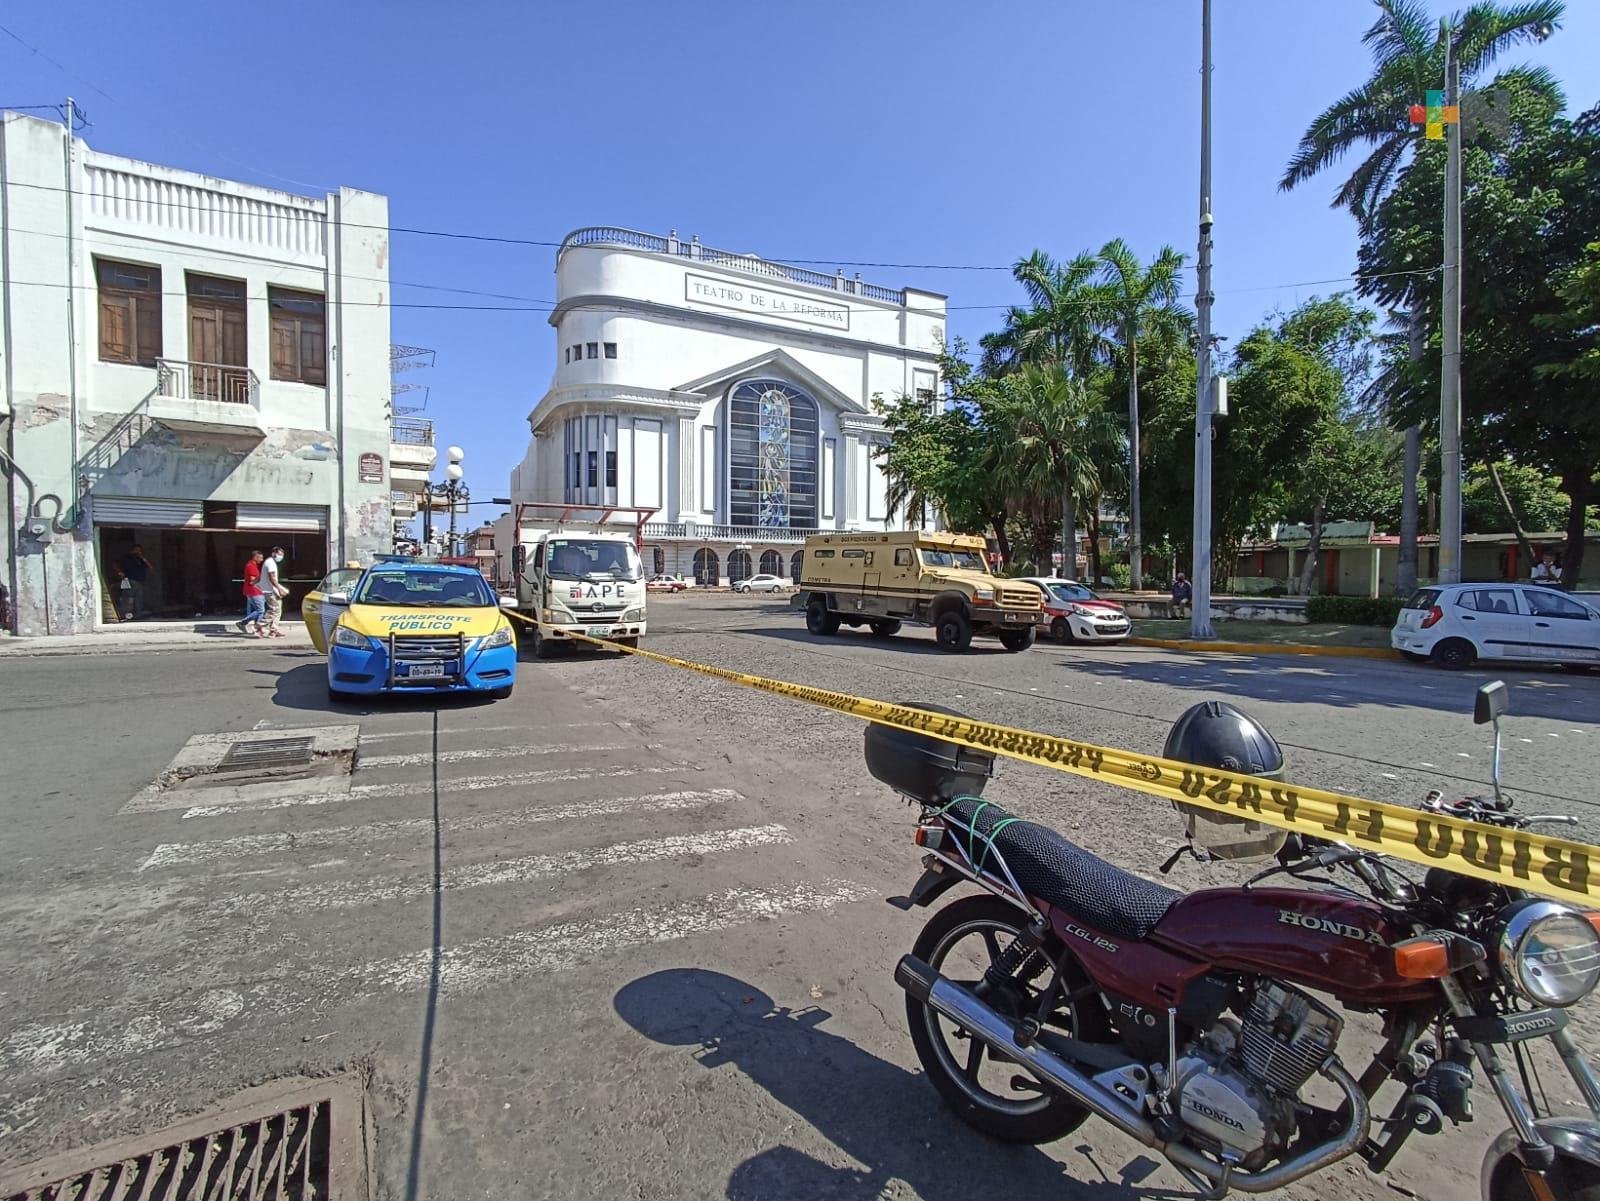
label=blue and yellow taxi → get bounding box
[325,560,518,700]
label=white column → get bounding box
[843,433,860,524]
[676,415,696,522]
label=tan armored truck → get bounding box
[797,531,1044,652]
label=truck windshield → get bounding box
[353,570,494,607]
[918,548,989,573]
[546,538,640,582]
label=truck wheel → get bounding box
[806,599,841,636]
[869,619,901,639]
[999,627,1036,653]
[935,610,973,652]
[532,629,556,660]
[616,637,639,650]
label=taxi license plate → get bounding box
[587,626,614,637]
[405,663,446,679]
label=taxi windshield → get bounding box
[918,547,989,573]
[547,538,641,582]
[1047,582,1098,603]
[353,570,494,607]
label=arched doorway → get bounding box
[693,548,719,586]
[728,550,753,586]
[790,550,804,583]
[652,547,665,576]
[759,549,783,576]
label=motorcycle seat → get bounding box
[942,797,1180,941]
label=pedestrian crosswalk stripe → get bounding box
[358,742,637,769]
[198,825,794,919]
[356,720,631,743]
[140,789,743,870]
[1,878,869,1078]
[178,764,690,819]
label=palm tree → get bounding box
[1096,239,1187,591]
[980,250,1108,379]
[1281,0,1564,592]
[986,366,1126,572]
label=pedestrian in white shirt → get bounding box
[261,546,290,637]
[1531,549,1563,588]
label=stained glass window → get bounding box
[727,378,819,527]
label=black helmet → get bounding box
[1164,701,1286,861]
[1163,700,1285,779]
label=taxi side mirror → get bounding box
[327,591,350,606]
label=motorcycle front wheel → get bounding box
[905,895,1103,1144]
[1485,1152,1600,1201]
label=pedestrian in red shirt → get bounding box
[237,549,266,636]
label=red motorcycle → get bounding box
[874,683,1600,1199]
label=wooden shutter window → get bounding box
[96,259,162,366]
[268,288,327,385]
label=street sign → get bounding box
[358,452,384,483]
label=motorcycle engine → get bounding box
[1172,981,1344,1170]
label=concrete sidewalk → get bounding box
[0,620,311,656]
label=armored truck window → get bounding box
[813,550,834,559]
[894,548,913,566]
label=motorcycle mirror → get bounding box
[1474,680,1509,725]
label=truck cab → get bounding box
[504,504,653,658]
[798,531,1044,652]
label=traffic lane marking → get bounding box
[178,764,694,819]
[358,741,639,769]
[1,878,870,1078]
[177,825,796,921]
[140,789,743,870]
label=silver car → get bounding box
[735,574,790,594]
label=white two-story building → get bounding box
[0,112,393,635]
[507,227,946,585]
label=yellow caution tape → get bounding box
[506,612,1600,907]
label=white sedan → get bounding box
[1392,582,1600,670]
[735,574,791,594]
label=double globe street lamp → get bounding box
[422,445,469,556]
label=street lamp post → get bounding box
[421,446,467,556]
[1190,0,1217,639]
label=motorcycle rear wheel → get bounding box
[906,895,1103,1144]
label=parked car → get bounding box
[1019,577,1132,644]
[1392,582,1600,670]
[646,574,689,593]
[736,573,790,594]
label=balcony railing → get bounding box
[156,359,258,406]
[391,491,418,516]
[391,415,435,446]
[559,226,910,307]
[643,522,822,545]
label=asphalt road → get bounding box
[3,592,1599,1201]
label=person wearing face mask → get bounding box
[260,546,290,638]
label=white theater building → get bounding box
[507,227,946,585]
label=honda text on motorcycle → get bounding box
[872,682,1600,1200]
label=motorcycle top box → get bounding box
[864,703,994,804]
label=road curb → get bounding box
[1127,635,1403,661]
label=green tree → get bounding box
[987,366,1126,571]
[1281,0,1565,592]
[979,250,1107,378]
[1095,239,1187,590]
[1361,98,1600,582]
[1462,461,1575,534]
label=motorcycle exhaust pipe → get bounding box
[896,954,1371,1194]
[896,954,1159,1146]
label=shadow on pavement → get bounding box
[729,625,1017,657]
[614,968,1181,1201]
[262,662,499,716]
[1061,652,1600,723]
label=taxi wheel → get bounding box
[491,685,514,699]
[1050,617,1074,645]
[327,680,353,703]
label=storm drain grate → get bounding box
[6,1098,331,1201]
[215,736,316,775]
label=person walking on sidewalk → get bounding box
[260,546,290,638]
[237,549,266,636]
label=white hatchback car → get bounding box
[735,573,790,594]
[1392,582,1600,670]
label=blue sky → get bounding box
[4,1,1596,506]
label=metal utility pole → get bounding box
[1190,0,1216,639]
[1438,31,1464,583]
